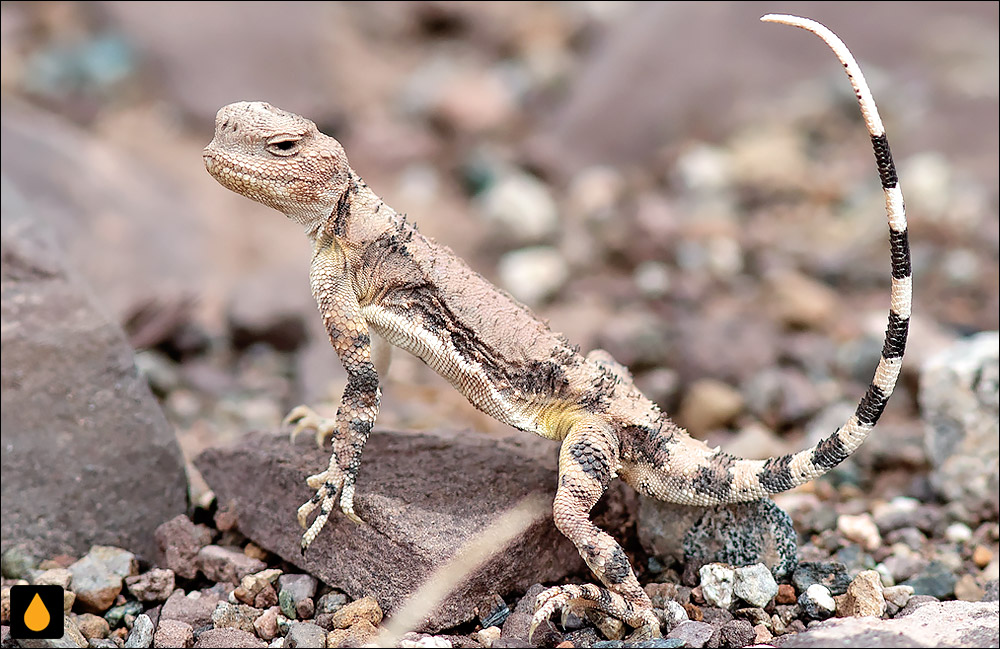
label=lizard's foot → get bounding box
[296,469,363,551]
[284,404,336,448]
[530,584,659,642]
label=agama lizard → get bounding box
[203,15,910,639]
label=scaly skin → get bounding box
[203,15,910,640]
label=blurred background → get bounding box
[2,1,997,489]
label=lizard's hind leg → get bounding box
[531,419,660,640]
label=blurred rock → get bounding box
[765,270,838,331]
[476,170,559,244]
[0,183,188,562]
[919,331,999,523]
[227,269,311,353]
[677,378,744,436]
[496,246,568,306]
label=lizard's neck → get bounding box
[305,170,398,247]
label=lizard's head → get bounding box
[204,101,350,231]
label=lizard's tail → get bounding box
[721,15,911,501]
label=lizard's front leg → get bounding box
[290,238,381,551]
[531,419,660,640]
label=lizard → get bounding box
[202,14,910,640]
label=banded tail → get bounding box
[703,15,911,504]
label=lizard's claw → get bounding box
[297,469,364,552]
[284,405,337,447]
[530,585,659,641]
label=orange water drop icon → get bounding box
[24,592,51,632]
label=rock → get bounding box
[35,568,74,590]
[315,593,348,616]
[792,561,851,596]
[277,575,318,620]
[326,620,379,648]
[640,498,797,580]
[716,619,754,648]
[474,626,501,648]
[195,431,618,631]
[475,594,509,630]
[161,590,224,629]
[75,613,110,640]
[124,614,155,648]
[973,545,994,569]
[841,570,886,618]
[798,584,836,620]
[126,569,176,603]
[732,564,777,608]
[765,271,838,331]
[68,547,138,614]
[0,185,187,561]
[1,545,38,579]
[154,619,193,649]
[253,606,281,642]
[677,379,744,436]
[329,597,382,630]
[193,628,266,649]
[837,514,883,552]
[227,269,310,353]
[496,246,568,306]
[776,583,796,605]
[211,602,262,634]
[196,547,266,586]
[699,564,735,609]
[954,574,985,602]
[155,517,214,581]
[105,601,144,629]
[780,600,999,648]
[234,569,282,607]
[658,600,689,633]
[284,622,327,648]
[901,560,958,599]
[920,331,1000,522]
[882,585,914,610]
[476,170,559,244]
[665,620,715,648]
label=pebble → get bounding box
[253,606,281,641]
[211,602,263,634]
[127,568,176,602]
[733,563,778,608]
[329,596,383,629]
[665,620,715,648]
[753,623,773,644]
[765,270,838,330]
[35,567,73,589]
[1,545,39,579]
[315,592,348,615]
[954,573,986,602]
[476,593,510,629]
[69,546,138,614]
[881,545,926,583]
[234,569,282,606]
[945,522,974,544]
[194,627,266,648]
[658,600,688,631]
[284,621,327,648]
[973,545,994,568]
[497,245,568,305]
[793,561,851,596]
[477,170,559,243]
[156,516,213,580]
[277,574,317,619]
[473,626,502,648]
[154,618,194,649]
[718,619,755,648]
[841,570,886,618]
[902,560,958,599]
[326,620,379,648]
[798,584,836,620]
[196,546,266,585]
[678,379,744,436]
[76,612,111,639]
[160,589,222,629]
[400,634,452,648]
[125,613,155,648]
[775,583,797,605]
[105,600,144,628]
[837,513,883,551]
[882,584,914,609]
[699,563,735,609]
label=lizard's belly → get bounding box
[362,306,547,436]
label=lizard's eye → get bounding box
[267,138,300,156]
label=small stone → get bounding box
[717,619,755,648]
[76,612,111,639]
[277,574,317,620]
[156,516,213,580]
[34,568,73,589]
[792,561,851,596]
[1,545,38,579]
[477,171,559,244]
[765,270,837,330]
[70,547,138,614]
[105,600,144,629]
[665,620,715,648]
[837,513,882,551]
[474,626,502,648]
[984,580,998,602]
[973,545,994,568]
[753,623,772,644]
[733,564,778,608]
[161,590,223,629]
[954,574,985,602]
[776,583,796,605]
[798,584,836,620]
[399,634,452,648]
[211,602,263,634]
[678,379,744,436]
[901,560,958,599]
[497,246,568,306]
[196,546,266,585]
[254,606,281,641]
[658,600,689,632]
[945,522,974,543]
[315,592,348,615]
[842,570,886,618]
[243,544,268,562]
[194,627,266,648]
[329,596,382,629]
[476,594,509,629]
[125,614,155,648]
[882,584,914,609]
[284,621,326,648]
[294,598,314,620]
[325,620,378,648]
[154,618,194,648]
[699,564,736,609]
[127,569,176,602]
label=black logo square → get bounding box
[9,584,64,640]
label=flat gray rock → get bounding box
[195,430,625,632]
[0,181,188,562]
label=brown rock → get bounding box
[253,606,281,642]
[326,620,378,648]
[330,596,382,630]
[195,430,621,631]
[155,618,194,648]
[196,546,266,585]
[194,627,266,648]
[75,613,110,639]
[161,589,224,629]
[841,570,886,618]
[156,516,214,581]
[776,584,797,605]
[127,569,176,602]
